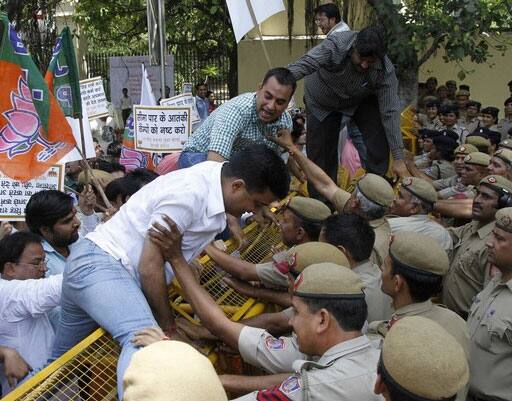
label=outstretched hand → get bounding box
[148,214,184,263]
[267,128,295,150]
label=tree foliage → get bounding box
[0,0,62,71]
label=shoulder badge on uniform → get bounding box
[265,336,286,350]
[487,176,497,184]
[280,375,302,394]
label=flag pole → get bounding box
[75,144,113,209]
[245,0,273,69]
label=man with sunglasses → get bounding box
[0,232,62,396]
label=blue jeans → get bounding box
[51,239,158,399]
[178,151,207,169]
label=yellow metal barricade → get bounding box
[5,200,290,401]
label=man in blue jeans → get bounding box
[50,145,290,398]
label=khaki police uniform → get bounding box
[499,139,512,151]
[423,159,456,180]
[353,260,393,322]
[255,242,349,289]
[468,276,512,401]
[467,207,512,401]
[433,174,459,191]
[444,175,512,317]
[443,220,493,317]
[370,217,391,268]
[379,316,469,401]
[233,263,382,401]
[369,300,469,358]
[238,327,307,374]
[234,336,382,401]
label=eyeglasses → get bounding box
[16,259,48,270]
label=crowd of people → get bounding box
[0,3,511,401]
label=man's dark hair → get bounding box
[262,68,297,96]
[504,97,512,107]
[195,82,207,90]
[322,214,375,262]
[305,297,367,331]
[105,168,159,204]
[354,27,386,59]
[459,84,470,91]
[467,100,481,110]
[222,145,290,200]
[425,100,440,109]
[0,231,42,274]
[107,141,122,158]
[314,3,341,22]
[96,159,126,174]
[390,258,442,302]
[481,106,499,121]
[439,104,459,118]
[25,190,74,235]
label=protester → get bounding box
[0,232,62,396]
[50,145,290,398]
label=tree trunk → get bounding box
[396,67,419,109]
[342,0,376,30]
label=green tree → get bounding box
[0,0,63,71]
[74,0,238,96]
[290,0,512,106]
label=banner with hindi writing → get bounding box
[80,77,109,119]
[133,105,191,152]
[0,164,64,220]
[160,94,200,124]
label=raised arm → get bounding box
[204,244,260,282]
[270,129,339,202]
[148,216,244,350]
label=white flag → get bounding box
[140,64,157,106]
[226,0,285,43]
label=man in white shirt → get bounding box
[50,145,290,399]
[0,232,62,396]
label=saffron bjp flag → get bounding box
[120,64,159,172]
[0,14,75,181]
[45,27,82,119]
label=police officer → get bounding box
[388,177,452,251]
[204,196,331,287]
[374,316,469,401]
[331,173,395,268]
[458,152,492,199]
[233,263,381,401]
[443,175,512,318]
[489,148,512,181]
[370,232,469,401]
[433,144,478,199]
[467,207,512,401]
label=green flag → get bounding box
[45,26,82,119]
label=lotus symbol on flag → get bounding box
[120,146,148,171]
[0,74,41,159]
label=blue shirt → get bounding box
[195,95,210,121]
[42,240,67,277]
[184,92,292,159]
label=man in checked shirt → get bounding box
[287,25,409,199]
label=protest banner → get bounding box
[181,82,192,94]
[160,94,200,124]
[133,105,191,152]
[80,77,109,119]
[0,165,64,221]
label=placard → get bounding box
[0,165,65,221]
[181,82,192,94]
[160,93,201,124]
[80,77,109,119]
[133,105,191,152]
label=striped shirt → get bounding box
[287,30,404,160]
[183,92,292,159]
